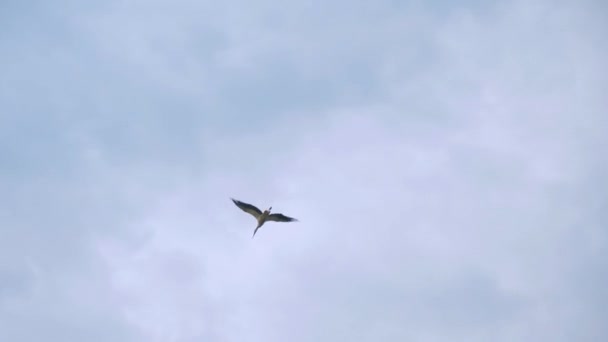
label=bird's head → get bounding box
[268,206,272,212]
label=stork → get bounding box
[231,198,298,238]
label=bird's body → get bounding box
[231,198,298,238]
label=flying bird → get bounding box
[231,198,298,238]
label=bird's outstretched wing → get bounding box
[267,213,298,222]
[231,198,262,218]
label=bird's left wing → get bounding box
[231,198,262,218]
[267,213,298,222]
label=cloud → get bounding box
[1,0,606,341]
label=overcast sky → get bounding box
[1,0,606,341]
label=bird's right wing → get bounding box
[267,213,298,222]
[231,198,262,218]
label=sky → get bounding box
[0,0,606,341]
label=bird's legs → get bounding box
[252,226,261,238]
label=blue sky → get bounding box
[1,0,606,341]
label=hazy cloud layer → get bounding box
[1,0,606,341]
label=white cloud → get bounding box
[1,0,606,341]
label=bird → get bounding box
[231,198,298,238]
